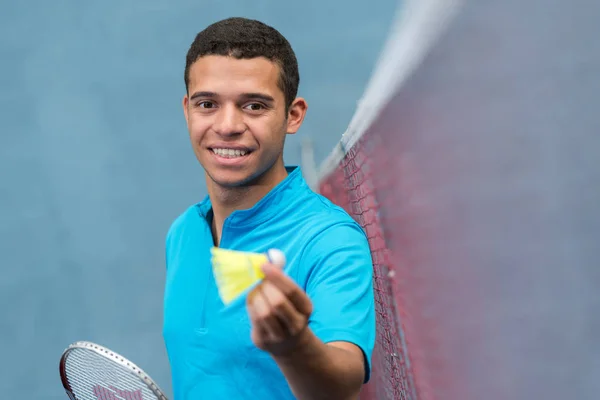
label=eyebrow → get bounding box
[239,93,275,103]
[189,91,275,104]
[189,91,217,101]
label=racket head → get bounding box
[59,341,168,400]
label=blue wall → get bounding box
[0,1,397,398]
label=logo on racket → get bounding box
[93,385,144,400]
[60,341,168,400]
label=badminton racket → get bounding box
[59,340,168,400]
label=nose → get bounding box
[213,104,246,136]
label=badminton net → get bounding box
[312,1,464,399]
[309,0,600,398]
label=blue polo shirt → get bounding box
[163,166,375,399]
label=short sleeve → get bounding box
[302,221,376,383]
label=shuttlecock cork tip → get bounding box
[267,249,286,267]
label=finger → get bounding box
[249,283,287,341]
[256,285,287,341]
[261,263,313,316]
[247,300,269,347]
[260,281,308,337]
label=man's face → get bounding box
[183,55,305,188]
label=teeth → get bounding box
[212,148,248,158]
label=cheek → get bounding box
[187,117,208,141]
[251,118,286,146]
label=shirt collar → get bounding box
[197,166,306,228]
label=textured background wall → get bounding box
[0,1,396,398]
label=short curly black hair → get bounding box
[184,17,300,109]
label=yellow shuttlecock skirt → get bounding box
[210,247,268,305]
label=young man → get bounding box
[163,17,376,399]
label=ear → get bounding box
[182,94,190,126]
[286,97,308,135]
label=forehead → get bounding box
[188,55,283,99]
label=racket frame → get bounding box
[59,340,168,400]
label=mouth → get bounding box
[209,147,253,160]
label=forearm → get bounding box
[272,329,364,400]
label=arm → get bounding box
[248,263,365,400]
[273,331,365,400]
[247,222,375,399]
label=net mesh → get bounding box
[63,347,161,400]
[320,135,425,400]
[320,117,470,400]
[321,142,418,400]
[316,1,463,399]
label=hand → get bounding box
[246,261,313,356]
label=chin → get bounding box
[206,170,257,188]
[201,155,280,189]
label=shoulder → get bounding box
[165,198,209,252]
[291,190,371,268]
[298,194,374,318]
[166,204,200,239]
[295,188,368,245]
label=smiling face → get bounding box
[183,55,307,191]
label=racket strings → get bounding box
[64,348,159,400]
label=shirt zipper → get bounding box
[199,214,231,329]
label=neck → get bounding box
[208,163,289,246]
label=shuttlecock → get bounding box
[267,248,286,268]
[210,248,268,305]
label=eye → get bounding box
[244,103,264,112]
[197,101,216,109]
